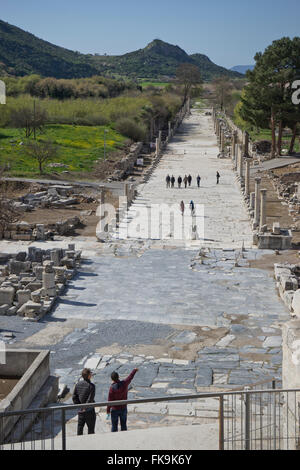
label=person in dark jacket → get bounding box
[183,175,188,188]
[197,175,201,188]
[107,368,138,432]
[188,174,192,187]
[190,200,195,215]
[178,176,182,188]
[171,175,175,188]
[216,171,220,184]
[166,174,171,188]
[72,368,96,436]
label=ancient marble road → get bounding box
[113,109,253,249]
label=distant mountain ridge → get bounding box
[0,20,242,80]
[230,65,254,74]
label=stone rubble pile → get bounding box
[268,171,300,228]
[13,185,96,212]
[0,244,81,321]
[274,262,300,316]
[1,217,82,241]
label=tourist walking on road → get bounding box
[107,368,138,432]
[180,200,185,216]
[188,175,192,187]
[73,368,96,436]
[216,171,220,184]
[197,175,201,188]
[190,200,195,216]
[183,175,188,189]
[178,176,182,188]
[171,175,175,188]
[166,174,171,188]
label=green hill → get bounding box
[0,19,97,78]
[0,21,241,81]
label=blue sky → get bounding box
[1,0,299,68]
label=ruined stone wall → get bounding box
[282,321,300,449]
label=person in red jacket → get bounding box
[107,368,138,432]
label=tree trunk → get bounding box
[277,120,283,156]
[270,109,276,158]
[39,161,42,175]
[289,123,298,154]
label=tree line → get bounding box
[236,37,300,157]
[2,75,138,100]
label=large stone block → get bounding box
[195,366,213,387]
[292,289,300,318]
[0,287,15,306]
[280,276,298,292]
[17,301,42,317]
[17,289,31,306]
[8,260,31,275]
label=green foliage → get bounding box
[233,100,249,130]
[115,118,147,141]
[2,74,137,99]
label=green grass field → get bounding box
[0,124,127,177]
[139,81,169,89]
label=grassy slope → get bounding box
[0,125,127,177]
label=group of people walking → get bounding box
[166,172,221,189]
[166,174,201,189]
[72,367,138,435]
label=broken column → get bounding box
[254,177,261,228]
[36,224,45,241]
[158,130,162,149]
[238,145,244,179]
[243,131,249,158]
[250,192,255,211]
[232,131,237,160]
[50,249,61,266]
[245,159,250,197]
[155,138,159,157]
[259,189,267,230]
[168,121,172,138]
[42,261,56,298]
[221,127,225,153]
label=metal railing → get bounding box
[1,382,299,451]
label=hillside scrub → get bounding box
[2,74,138,99]
[1,90,182,141]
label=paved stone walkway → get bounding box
[0,107,291,441]
[112,110,253,249]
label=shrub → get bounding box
[115,118,147,142]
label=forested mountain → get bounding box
[0,21,242,80]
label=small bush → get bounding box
[115,118,147,142]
